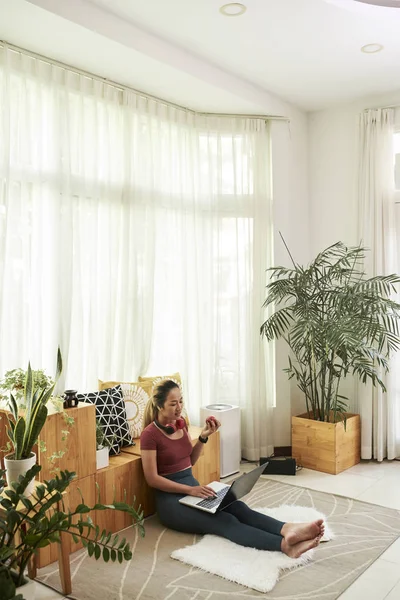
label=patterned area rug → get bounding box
[171,505,334,593]
[38,478,400,600]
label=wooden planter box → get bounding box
[292,412,361,475]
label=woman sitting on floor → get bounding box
[140,379,324,557]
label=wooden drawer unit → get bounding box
[36,474,96,568]
[38,403,96,481]
[95,454,155,532]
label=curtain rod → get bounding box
[196,112,289,120]
[364,104,400,112]
[0,40,290,122]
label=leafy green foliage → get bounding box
[0,368,55,405]
[5,350,63,460]
[0,565,24,600]
[260,242,400,423]
[0,464,145,592]
[95,420,113,450]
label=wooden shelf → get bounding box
[35,473,96,568]
[96,454,155,532]
[38,403,96,481]
[0,407,220,568]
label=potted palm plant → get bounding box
[261,241,400,474]
[0,464,144,600]
[4,350,62,495]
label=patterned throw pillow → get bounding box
[138,372,182,387]
[77,388,121,456]
[78,386,133,454]
[137,372,190,426]
[110,386,135,447]
[99,379,152,439]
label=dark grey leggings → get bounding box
[155,467,284,552]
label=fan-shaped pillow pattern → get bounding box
[99,379,152,439]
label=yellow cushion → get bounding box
[98,379,152,439]
[137,372,190,426]
[138,372,182,386]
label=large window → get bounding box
[0,45,274,456]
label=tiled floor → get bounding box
[34,459,400,599]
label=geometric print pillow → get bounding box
[77,388,121,456]
[109,385,134,447]
[137,372,190,426]
[98,379,152,439]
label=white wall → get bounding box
[270,113,310,447]
[309,90,400,256]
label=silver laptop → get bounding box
[179,462,268,514]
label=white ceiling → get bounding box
[2,0,400,113]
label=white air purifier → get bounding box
[200,403,241,478]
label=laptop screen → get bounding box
[219,462,267,511]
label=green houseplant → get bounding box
[260,242,400,472]
[0,369,55,408]
[4,350,63,495]
[0,464,144,600]
[95,421,112,470]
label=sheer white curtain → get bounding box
[357,108,400,460]
[145,117,275,459]
[0,46,156,392]
[0,45,274,458]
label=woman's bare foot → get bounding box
[281,519,324,545]
[281,534,322,558]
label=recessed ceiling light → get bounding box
[219,3,247,17]
[361,43,384,53]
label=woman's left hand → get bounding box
[201,418,221,439]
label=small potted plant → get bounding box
[0,368,55,409]
[96,421,112,470]
[4,349,62,495]
[0,464,145,600]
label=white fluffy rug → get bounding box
[171,505,333,593]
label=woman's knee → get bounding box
[225,500,249,517]
[161,508,238,536]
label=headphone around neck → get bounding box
[154,417,186,435]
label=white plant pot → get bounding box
[96,446,109,470]
[4,452,36,496]
[16,576,36,600]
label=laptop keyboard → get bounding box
[197,486,229,509]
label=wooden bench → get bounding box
[96,453,155,528]
[0,408,220,568]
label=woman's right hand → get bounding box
[188,485,217,499]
